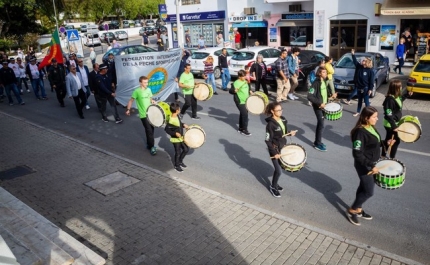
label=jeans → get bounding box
[347,87,357,101]
[221,68,230,90]
[18,77,29,91]
[31,78,47,98]
[173,142,189,167]
[84,85,91,106]
[54,82,67,106]
[254,78,268,95]
[271,158,283,188]
[4,83,23,104]
[100,95,120,119]
[313,108,325,146]
[235,102,248,130]
[180,94,197,117]
[351,172,375,210]
[356,89,370,113]
[141,117,155,148]
[205,73,217,92]
[72,89,87,117]
[382,127,400,158]
[395,57,404,73]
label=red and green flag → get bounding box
[38,28,63,70]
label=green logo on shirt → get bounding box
[309,88,315,94]
[353,140,362,150]
[386,109,392,115]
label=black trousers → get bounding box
[180,94,197,117]
[173,142,189,167]
[235,102,248,131]
[313,108,325,146]
[54,83,66,106]
[72,89,87,117]
[382,127,400,158]
[351,172,375,209]
[93,94,102,111]
[140,117,155,149]
[100,95,120,119]
[254,78,268,95]
[271,158,282,188]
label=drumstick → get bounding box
[396,129,414,135]
[386,135,395,157]
[282,130,298,137]
[270,152,295,159]
[367,161,396,175]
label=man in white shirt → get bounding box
[8,58,21,94]
[65,65,87,119]
[77,58,91,109]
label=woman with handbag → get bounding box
[250,54,268,96]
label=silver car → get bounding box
[114,30,128,40]
[83,33,101,46]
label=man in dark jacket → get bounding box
[0,61,24,105]
[174,49,191,102]
[89,63,101,110]
[218,48,230,91]
[96,64,122,123]
[48,58,67,107]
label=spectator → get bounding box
[26,57,48,100]
[234,28,241,49]
[198,35,206,49]
[216,33,224,47]
[89,48,96,64]
[142,32,149,46]
[0,61,24,105]
[185,29,191,48]
[203,55,218,95]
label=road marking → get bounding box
[399,148,430,157]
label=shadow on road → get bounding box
[208,107,239,131]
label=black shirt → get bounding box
[218,54,228,68]
[0,67,17,85]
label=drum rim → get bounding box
[374,158,406,177]
[146,104,167,127]
[184,126,206,148]
[279,143,307,167]
[375,178,405,189]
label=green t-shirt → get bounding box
[394,96,402,109]
[179,72,194,95]
[277,119,286,135]
[234,79,249,104]
[320,81,328,104]
[168,116,183,143]
[132,87,153,118]
[365,126,380,142]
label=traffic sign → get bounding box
[66,29,80,41]
[59,27,66,34]
[104,24,109,31]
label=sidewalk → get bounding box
[0,112,423,265]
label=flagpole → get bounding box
[52,0,59,32]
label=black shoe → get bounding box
[192,116,201,120]
[277,185,284,192]
[80,115,85,119]
[102,118,109,122]
[240,130,251,136]
[357,210,373,220]
[214,92,219,95]
[346,210,361,226]
[179,162,187,169]
[175,166,183,173]
[20,102,25,105]
[269,185,281,198]
[115,118,123,124]
[179,114,183,119]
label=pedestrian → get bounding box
[96,64,122,123]
[324,56,336,97]
[125,76,157,155]
[250,54,268,95]
[185,29,191,48]
[48,58,67,107]
[233,69,252,136]
[287,47,301,100]
[350,49,375,117]
[157,39,164,51]
[89,48,96,64]
[401,28,412,60]
[393,38,406,75]
[254,41,260,46]
[89,63,101,111]
[65,65,87,119]
[307,67,337,152]
[161,32,168,50]
[179,63,200,120]
[198,35,206,49]
[142,32,149,46]
[308,59,325,106]
[8,58,21,94]
[25,57,48,100]
[174,49,191,102]
[347,106,394,226]
[111,40,121,48]
[234,28,241,49]
[274,49,290,103]
[216,33,224,47]
[218,48,230,91]
[16,57,30,93]
[103,53,117,90]
[0,61,24,105]
[203,55,218,95]
[381,79,413,158]
[165,102,190,173]
[264,101,297,198]
[77,58,91,109]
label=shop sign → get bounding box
[166,11,225,22]
[229,15,263,22]
[281,13,313,20]
[381,9,430,15]
[269,28,277,43]
[370,25,381,34]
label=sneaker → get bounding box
[353,113,360,117]
[214,92,219,95]
[269,185,281,198]
[342,99,352,105]
[357,210,373,220]
[192,116,201,120]
[20,102,25,105]
[240,130,251,136]
[42,97,48,100]
[179,162,187,169]
[115,118,123,124]
[321,143,326,148]
[392,67,397,73]
[277,185,284,192]
[293,95,299,99]
[399,72,404,75]
[314,144,327,152]
[175,166,183,173]
[102,118,109,122]
[150,146,157,155]
[287,94,295,100]
[346,210,361,226]
[86,105,90,110]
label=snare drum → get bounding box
[323,102,343,121]
[193,83,213,101]
[278,143,307,172]
[374,158,406,190]
[184,124,206,148]
[397,115,422,143]
[246,91,269,115]
[146,102,171,127]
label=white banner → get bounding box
[115,49,183,107]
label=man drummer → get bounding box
[125,76,157,155]
[179,63,200,120]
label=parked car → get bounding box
[407,54,430,95]
[82,33,101,46]
[114,30,128,40]
[139,26,155,36]
[154,25,167,33]
[266,50,327,89]
[228,46,281,77]
[102,45,157,61]
[99,32,117,43]
[333,52,390,98]
[190,47,237,79]
[134,20,142,27]
[80,24,87,33]
[123,20,130,28]
[64,25,74,30]
[98,22,119,31]
[290,36,307,46]
[145,19,155,26]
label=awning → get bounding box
[381,0,430,15]
[275,20,313,27]
[232,21,267,28]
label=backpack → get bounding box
[228,82,236,94]
[271,58,280,76]
[309,70,317,84]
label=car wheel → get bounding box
[214,67,221,79]
[370,80,377,98]
[384,70,389,84]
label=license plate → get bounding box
[423,77,430,81]
[192,70,201,73]
[336,85,351,90]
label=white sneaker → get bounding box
[20,89,23,93]
[288,94,295,100]
[293,95,299,99]
[85,105,90,110]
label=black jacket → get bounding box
[165,116,186,139]
[176,50,191,79]
[96,73,114,97]
[307,78,332,110]
[89,70,99,94]
[250,61,267,80]
[48,65,66,86]
[265,116,288,156]
[352,127,382,175]
[0,68,17,85]
[352,54,374,91]
[218,54,228,68]
[382,92,407,129]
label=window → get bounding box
[192,52,209,59]
[226,48,236,56]
[232,52,255,61]
[415,60,430,72]
[182,0,201,5]
[259,50,271,58]
[269,49,281,58]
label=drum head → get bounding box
[280,144,306,166]
[194,83,210,101]
[184,127,206,148]
[398,122,421,143]
[246,95,266,115]
[147,105,165,127]
[324,102,342,112]
[376,159,404,176]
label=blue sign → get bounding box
[66,29,80,41]
[282,13,314,20]
[166,11,225,22]
[158,4,167,13]
[232,21,268,28]
[59,27,66,34]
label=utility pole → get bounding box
[52,0,59,32]
[175,0,183,48]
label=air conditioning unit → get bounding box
[289,4,302,12]
[244,7,256,15]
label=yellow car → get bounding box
[407,54,430,94]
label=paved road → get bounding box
[2,62,429,263]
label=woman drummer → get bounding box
[347,106,395,226]
[234,69,253,136]
[382,79,413,158]
[264,102,297,198]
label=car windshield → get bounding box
[231,52,255,61]
[336,54,368,69]
[414,60,430,72]
[117,31,126,34]
[108,48,122,56]
[192,52,209,59]
[295,36,306,42]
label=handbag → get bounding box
[228,82,236,95]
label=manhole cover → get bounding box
[84,171,140,196]
[0,165,35,180]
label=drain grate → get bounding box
[0,165,36,180]
[84,171,140,196]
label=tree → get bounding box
[0,0,42,37]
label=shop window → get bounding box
[182,0,201,5]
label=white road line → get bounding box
[398,148,430,157]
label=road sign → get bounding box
[66,29,80,41]
[104,24,109,31]
[59,27,66,34]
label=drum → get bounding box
[246,91,269,115]
[397,115,422,143]
[193,83,213,101]
[278,143,307,172]
[146,102,171,127]
[374,158,406,190]
[323,102,343,121]
[184,124,206,148]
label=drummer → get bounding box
[179,63,200,120]
[264,102,297,198]
[347,106,395,226]
[382,79,413,158]
[307,67,337,152]
[234,69,253,136]
[165,102,189,173]
[125,76,157,155]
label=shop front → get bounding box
[229,14,268,47]
[275,12,313,48]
